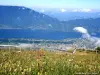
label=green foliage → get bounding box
[96,47,100,52]
[66,49,73,53]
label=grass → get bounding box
[0,49,100,75]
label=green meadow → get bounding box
[0,49,100,75]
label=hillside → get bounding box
[0,5,61,31]
[64,18,100,32]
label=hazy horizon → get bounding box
[0,0,100,12]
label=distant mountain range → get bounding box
[0,5,100,33]
[44,12,100,21]
[63,18,100,33]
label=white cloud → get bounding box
[80,8,92,12]
[73,27,100,47]
[72,8,92,12]
[73,27,88,34]
[61,8,66,12]
[40,9,45,13]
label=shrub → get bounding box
[96,47,100,52]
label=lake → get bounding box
[0,29,99,40]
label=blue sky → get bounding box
[0,0,100,9]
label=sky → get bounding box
[0,0,100,9]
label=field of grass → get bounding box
[0,49,100,75]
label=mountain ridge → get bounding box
[0,5,61,31]
[0,5,100,33]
